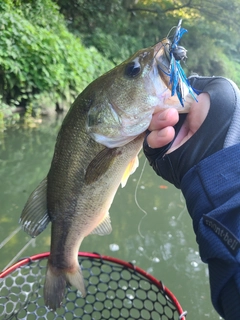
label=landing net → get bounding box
[0,252,187,320]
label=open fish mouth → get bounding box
[153,38,172,83]
[87,20,197,149]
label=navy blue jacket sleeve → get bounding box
[181,144,240,319]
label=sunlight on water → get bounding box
[109,243,119,252]
[0,117,221,319]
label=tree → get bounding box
[0,0,113,115]
[54,0,240,82]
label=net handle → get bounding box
[0,251,187,320]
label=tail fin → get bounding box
[44,261,86,310]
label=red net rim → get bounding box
[0,251,187,320]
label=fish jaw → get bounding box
[151,86,196,113]
[153,38,197,111]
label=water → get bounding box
[0,116,221,319]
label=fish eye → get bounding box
[125,61,141,78]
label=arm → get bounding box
[144,76,240,319]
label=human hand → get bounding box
[146,93,210,152]
[144,76,240,188]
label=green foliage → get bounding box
[219,53,240,86]
[1,0,240,127]
[55,0,240,85]
[56,0,141,64]
[0,0,113,120]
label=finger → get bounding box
[187,92,210,135]
[147,126,175,149]
[168,93,210,152]
[149,108,179,131]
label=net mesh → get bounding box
[0,253,186,320]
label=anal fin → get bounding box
[90,212,112,235]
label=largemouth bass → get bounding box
[20,37,193,310]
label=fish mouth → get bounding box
[153,38,172,89]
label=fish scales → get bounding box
[20,37,195,310]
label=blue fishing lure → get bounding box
[169,19,197,106]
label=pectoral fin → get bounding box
[19,178,50,237]
[90,212,112,235]
[85,147,120,185]
[121,156,139,188]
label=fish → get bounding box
[19,37,195,311]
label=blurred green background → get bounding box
[1,0,240,123]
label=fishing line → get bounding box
[3,237,35,271]
[134,156,148,239]
[166,26,176,39]
[0,226,21,250]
